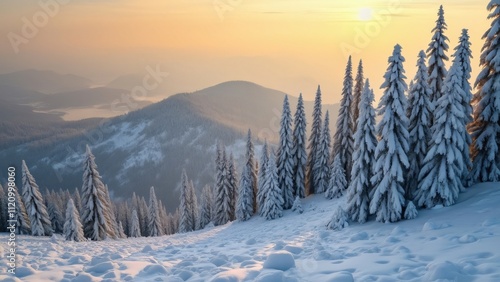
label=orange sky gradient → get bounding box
[0,0,490,103]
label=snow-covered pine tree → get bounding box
[416,55,466,208]
[131,192,143,234]
[80,145,114,240]
[427,5,449,114]
[139,196,149,236]
[370,45,410,223]
[346,79,377,224]
[352,59,364,132]
[22,160,53,236]
[148,187,163,236]
[292,93,307,199]
[237,165,254,221]
[427,5,449,108]
[14,186,31,235]
[332,56,355,185]
[404,201,418,220]
[453,29,473,185]
[214,147,233,226]
[129,210,141,237]
[63,198,85,242]
[326,206,349,231]
[313,111,331,194]
[199,185,213,228]
[407,51,434,199]
[158,201,169,234]
[291,196,303,214]
[227,154,237,221]
[306,86,323,194]
[48,201,64,234]
[188,180,199,231]
[257,141,269,215]
[261,150,284,220]
[325,155,347,199]
[277,95,295,209]
[179,170,193,232]
[243,129,258,213]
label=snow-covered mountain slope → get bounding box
[1,183,499,281]
[0,81,339,211]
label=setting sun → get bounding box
[358,7,374,21]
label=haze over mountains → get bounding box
[0,78,340,211]
[0,70,153,122]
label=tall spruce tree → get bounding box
[307,86,323,194]
[148,187,163,236]
[227,154,238,221]
[188,180,199,230]
[346,79,377,223]
[277,95,295,209]
[427,5,449,107]
[407,51,434,199]
[257,141,269,214]
[236,165,254,221]
[63,198,85,242]
[416,54,467,208]
[80,145,114,240]
[261,150,284,220]
[129,210,141,237]
[333,56,355,185]
[325,155,347,199]
[452,29,473,184]
[352,59,364,132]
[370,45,410,223]
[199,185,213,228]
[469,1,500,183]
[292,94,307,199]
[22,160,52,236]
[244,130,258,213]
[313,111,331,194]
[47,201,64,234]
[179,170,193,232]
[214,146,232,225]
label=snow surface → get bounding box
[1,183,499,281]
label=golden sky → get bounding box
[0,0,489,103]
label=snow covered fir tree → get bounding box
[370,45,410,223]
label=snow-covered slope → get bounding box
[1,183,499,281]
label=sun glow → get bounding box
[358,7,373,21]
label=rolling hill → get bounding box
[0,81,340,211]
